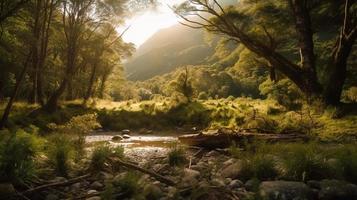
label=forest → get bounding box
[0,0,356,199]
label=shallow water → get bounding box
[85,132,180,163]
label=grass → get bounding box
[112,171,142,198]
[168,145,187,167]
[2,98,357,141]
[228,142,357,183]
[46,134,73,177]
[0,129,42,185]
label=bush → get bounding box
[345,86,357,102]
[168,145,187,167]
[113,172,141,198]
[332,144,357,184]
[259,79,302,110]
[0,130,41,185]
[280,143,330,181]
[251,155,278,180]
[46,134,73,177]
[90,145,112,172]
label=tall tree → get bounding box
[175,0,357,105]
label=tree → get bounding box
[28,0,58,105]
[0,0,30,23]
[170,66,193,101]
[175,0,357,105]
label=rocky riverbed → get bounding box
[5,131,357,200]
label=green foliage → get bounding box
[279,143,330,181]
[113,172,142,198]
[90,145,112,172]
[46,134,73,177]
[332,144,357,184]
[259,79,303,110]
[168,145,187,167]
[0,130,41,185]
[48,113,101,135]
[344,86,357,102]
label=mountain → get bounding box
[124,24,215,81]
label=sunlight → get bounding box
[119,0,184,47]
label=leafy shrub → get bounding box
[0,130,41,185]
[48,113,101,135]
[168,145,187,167]
[46,134,73,177]
[259,79,302,110]
[345,86,357,102]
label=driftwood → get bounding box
[110,158,176,186]
[178,132,309,148]
[20,174,90,195]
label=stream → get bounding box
[85,132,180,163]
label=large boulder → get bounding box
[111,135,123,141]
[220,161,243,179]
[318,179,357,200]
[259,181,313,200]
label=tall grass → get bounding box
[0,130,41,185]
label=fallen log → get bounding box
[110,158,176,186]
[178,132,309,148]
[20,174,90,195]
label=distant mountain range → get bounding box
[124,24,215,81]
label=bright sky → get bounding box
[119,0,184,47]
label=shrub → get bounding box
[345,86,357,102]
[259,79,302,110]
[168,145,187,167]
[280,143,330,181]
[332,144,357,184]
[113,172,141,198]
[0,130,40,185]
[90,145,112,171]
[46,134,73,177]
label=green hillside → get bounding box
[124,24,215,80]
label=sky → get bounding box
[119,0,184,47]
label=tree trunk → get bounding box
[83,62,98,104]
[98,73,108,99]
[0,54,31,129]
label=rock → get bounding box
[245,179,260,191]
[318,179,357,200]
[121,129,131,134]
[52,176,67,182]
[113,172,127,183]
[111,135,123,141]
[205,150,221,157]
[221,161,243,179]
[87,190,98,195]
[45,194,59,200]
[90,181,103,190]
[144,184,163,199]
[223,158,237,167]
[229,179,244,189]
[211,178,225,187]
[71,182,81,191]
[98,171,113,180]
[184,168,200,178]
[122,134,131,139]
[259,181,313,200]
[86,197,101,200]
[181,168,200,187]
[0,183,15,196]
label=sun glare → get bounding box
[119,0,184,47]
